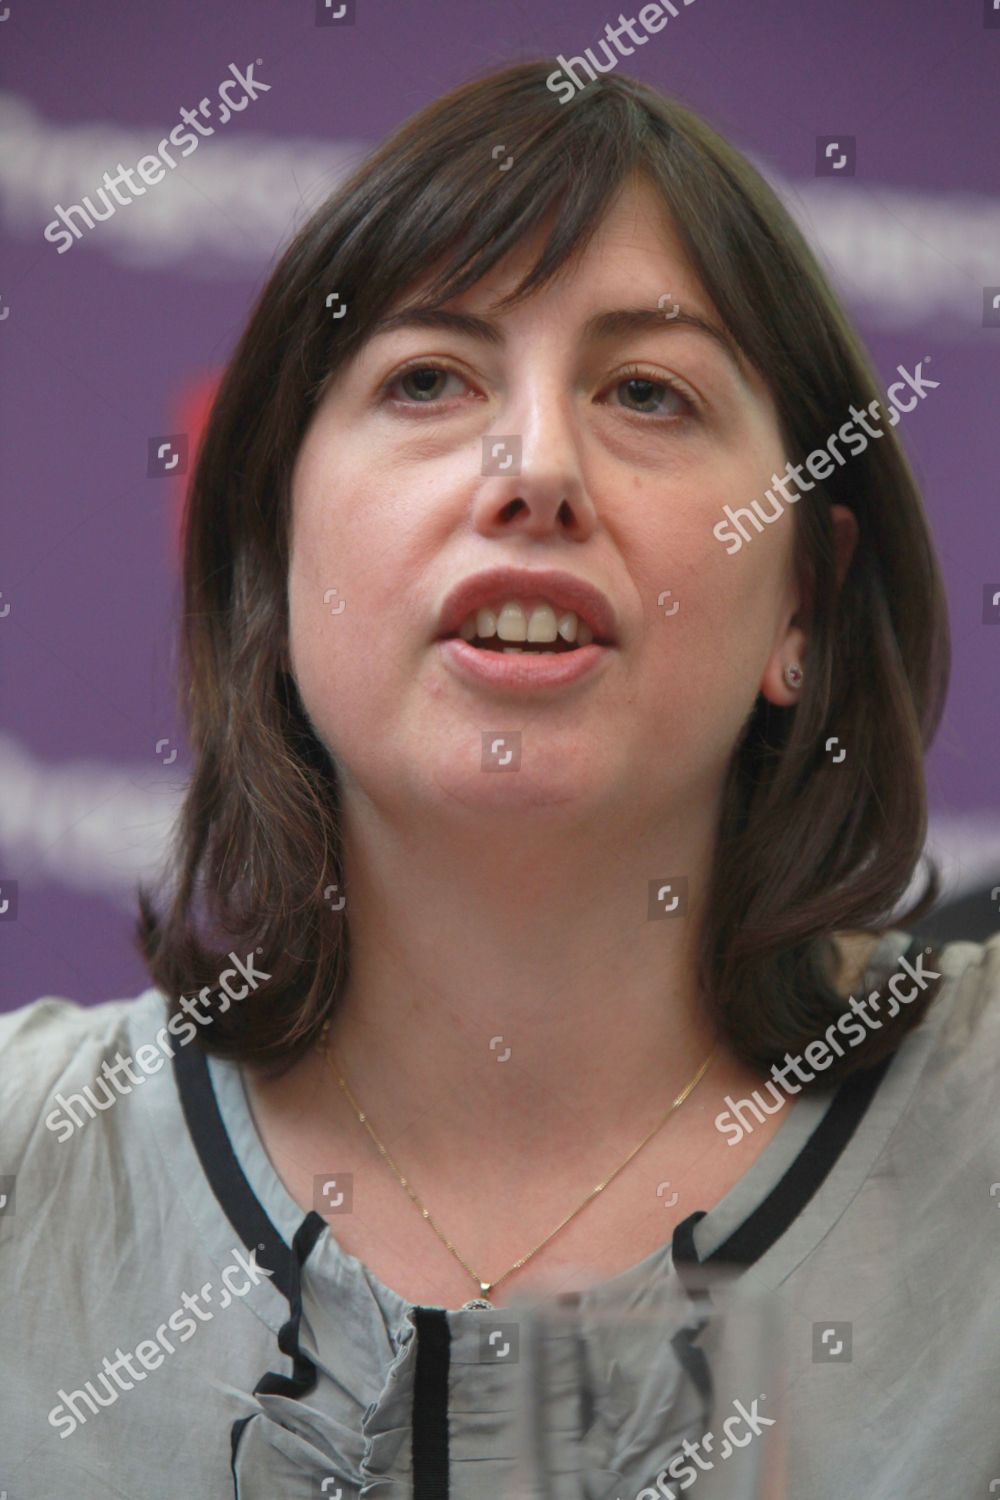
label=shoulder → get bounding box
[881,930,1000,1154]
[917,930,1000,1089]
[0,989,164,1156]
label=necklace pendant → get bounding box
[461,1297,495,1311]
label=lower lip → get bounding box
[436,637,613,690]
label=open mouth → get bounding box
[436,572,618,657]
[436,616,611,690]
[457,635,583,655]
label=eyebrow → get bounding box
[367,304,749,383]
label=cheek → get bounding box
[286,480,420,745]
[628,495,791,712]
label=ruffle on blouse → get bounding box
[231,1212,717,1498]
[230,1211,413,1498]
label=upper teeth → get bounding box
[456,601,594,646]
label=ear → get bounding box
[759,504,858,706]
[830,502,859,591]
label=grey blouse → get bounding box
[1,927,999,1499]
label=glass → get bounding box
[479,1257,788,1500]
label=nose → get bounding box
[471,380,599,541]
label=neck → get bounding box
[321,794,730,1180]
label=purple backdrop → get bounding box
[3,0,999,1011]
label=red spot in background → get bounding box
[169,370,221,561]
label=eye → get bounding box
[605,365,696,422]
[381,362,472,406]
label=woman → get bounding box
[2,56,997,1500]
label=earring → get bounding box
[783,663,803,690]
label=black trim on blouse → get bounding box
[671,1048,894,1284]
[173,1035,300,1303]
[671,933,928,1292]
[172,931,928,1499]
[229,1211,327,1494]
[410,1309,452,1499]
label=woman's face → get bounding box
[287,177,838,827]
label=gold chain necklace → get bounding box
[322,1025,717,1309]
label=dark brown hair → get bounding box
[136,58,950,1082]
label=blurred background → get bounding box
[2,0,999,1012]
